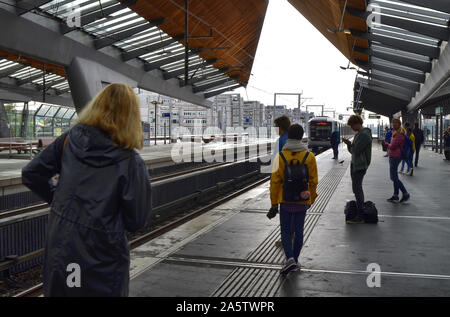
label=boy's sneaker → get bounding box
[346,216,364,224]
[280,258,297,275]
[387,196,399,203]
[400,193,410,203]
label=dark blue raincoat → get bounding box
[22,124,151,297]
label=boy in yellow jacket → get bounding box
[269,124,318,274]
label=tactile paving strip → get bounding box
[211,162,349,297]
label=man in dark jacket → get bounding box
[330,128,340,159]
[444,128,450,160]
[22,124,151,296]
[343,115,372,224]
[412,122,424,167]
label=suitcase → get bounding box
[345,200,378,224]
[363,201,378,224]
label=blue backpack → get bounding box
[401,134,413,160]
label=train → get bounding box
[307,116,353,150]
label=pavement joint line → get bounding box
[163,256,450,281]
[378,215,450,220]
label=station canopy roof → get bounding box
[288,0,450,117]
[0,0,268,104]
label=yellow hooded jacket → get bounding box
[270,149,318,206]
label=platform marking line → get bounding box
[378,215,450,220]
[211,161,351,296]
[164,256,450,281]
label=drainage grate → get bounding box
[211,162,349,297]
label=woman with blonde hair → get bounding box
[382,118,410,203]
[22,83,152,296]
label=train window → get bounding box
[310,121,332,138]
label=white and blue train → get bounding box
[307,116,353,150]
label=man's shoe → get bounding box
[387,196,399,203]
[409,168,414,176]
[275,240,283,248]
[280,258,297,275]
[346,216,364,224]
[292,263,300,272]
[400,193,410,203]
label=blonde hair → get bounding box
[392,118,403,137]
[77,83,143,149]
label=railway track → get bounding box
[0,162,227,221]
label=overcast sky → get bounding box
[235,0,357,116]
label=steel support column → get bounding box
[0,101,10,138]
[65,57,137,112]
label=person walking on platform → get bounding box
[342,115,372,224]
[331,128,340,159]
[444,129,450,160]
[273,116,291,248]
[383,118,410,204]
[274,115,291,153]
[412,122,424,167]
[400,128,415,176]
[269,124,318,275]
[22,83,152,297]
[383,127,392,157]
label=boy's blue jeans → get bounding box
[280,204,307,263]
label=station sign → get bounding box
[435,106,444,114]
[368,114,381,119]
[162,113,170,117]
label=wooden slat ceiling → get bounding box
[0,49,66,77]
[288,0,369,66]
[123,0,268,85]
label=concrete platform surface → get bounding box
[129,143,450,297]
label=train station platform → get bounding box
[128,142,450,297]
[0,138,273,187]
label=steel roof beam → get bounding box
[122,35,184,61]
[61,0,138,34]
[16,0,53,15]
[94,18,164,49]
[17,72,45,85]
[350,30,440,59]
[0,8,212,107]
[370,72,420,91]
[180,67,230,87]
[193,76,238,93]
[369,0,450,22]
[144,50,202,71]
[353,46,432,72]
[399,0,450,15]
[370,62,425,83]
[163,58,217,80]
[358,79,412,101]
[0,63,28,78]
[347,8,449,41]
[367,77,416,96]
[204,84,242,99]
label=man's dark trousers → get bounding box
[415,143,421,167]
